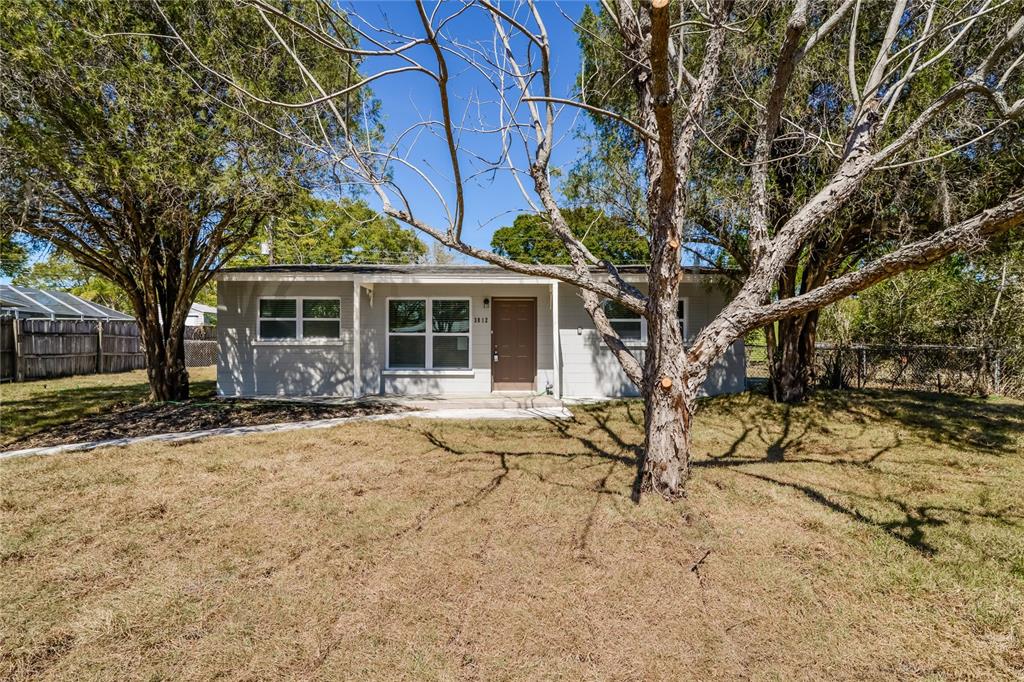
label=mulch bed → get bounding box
[4,398,405,451]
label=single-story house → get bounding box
[215,264,745,399]
[186,302,217,327]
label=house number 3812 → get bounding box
[474,316,488,324]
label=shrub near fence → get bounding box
[746,344,1024,399]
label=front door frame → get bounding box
[490,296,537,392]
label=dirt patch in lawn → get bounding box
[2,397,403,451]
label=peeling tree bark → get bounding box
[640,310,695,499]
[769,310,819,403]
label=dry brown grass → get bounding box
[2,389,1023,680]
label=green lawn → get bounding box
[2,388,1023,679]
[0,368,216,446]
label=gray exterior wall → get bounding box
[216,275,744,398]
[217,280,355,396]
[556,282,745,398]
[360,283,554,395]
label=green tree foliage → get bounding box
[491,207,648,265]
[822,234,1024,350]
[0,229,28,277]
[0,0,367,399]
[561,7,649,233]
[233,196,426,266]
[13,252,130,311]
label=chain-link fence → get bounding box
[184,325,217,367]
[746,344,1024,399]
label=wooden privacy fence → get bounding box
[0,318,145,382]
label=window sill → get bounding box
[382,368,475,377]
[254,340,345,346]
[606,341,692,350]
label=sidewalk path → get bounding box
[0,406,572,461]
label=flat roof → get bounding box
[219,263,729,279]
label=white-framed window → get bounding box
[258,297,341,341]
[604,299,643,341]
[677,298,688,341]
[387,297,471,369]
[602,297,688,344]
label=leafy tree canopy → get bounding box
[0,229,28,277]
[13,252,130,311]
[491,207,648,265]
[0,0,370,399]
[821,232,1024,349]
[232,196,426,266]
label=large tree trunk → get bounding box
[767,243,828,404]
[127,228,196,402]
[639,374,693,500]
[136,304,190,402]
[637,291,694,500]
[770,310,819,402]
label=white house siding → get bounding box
[359,283,554,395]
[217,280,355,396]
[556,281,745,398]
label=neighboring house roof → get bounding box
[0,294,27,309]
[189,303,217,315]
[218,263,732,282]
[0,284,134,320]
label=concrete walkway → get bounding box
[252,393,564,410]
[0,404,573,461]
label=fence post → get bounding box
[858,347,866,389]
[12,318,24,382]
[96,320,105,373]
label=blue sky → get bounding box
[346,1,596,252]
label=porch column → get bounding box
[551,281,561,398]
[352,277,362,398]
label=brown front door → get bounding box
[491,298,536,391]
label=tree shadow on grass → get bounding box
[0,378,218,446]
[695,390,1024,556]
[729,470,948,555]
[379,388,1022,558]
[400,413,642,562]
[712,388,1024,458]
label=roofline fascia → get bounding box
[217,272,559,285]
[216,271,719,285]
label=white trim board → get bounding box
[220,272,559,285]
[217,271,716,285]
